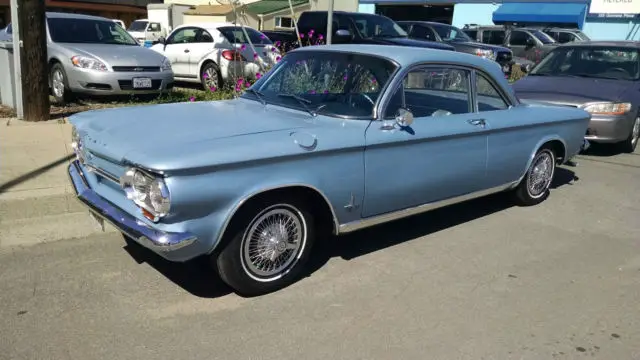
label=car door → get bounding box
[362,65,489,218]
[161,27,198,78]
[474,71,533,187]
[184,27,216,76]
[507,30,534,58]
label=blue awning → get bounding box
[492,2,588,28]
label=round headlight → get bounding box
[132,171,149,201]
[149,179,170,215]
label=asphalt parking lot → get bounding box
[1,145,638,360]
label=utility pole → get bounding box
[9,0,22,119]
[16,0,50,121]
[326,0,334,45]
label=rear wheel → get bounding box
[513,146,556,206]
[201,62,221,92]
[617,115,639,153]
[215,195,316,297]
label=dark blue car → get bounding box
[512,41,640,153]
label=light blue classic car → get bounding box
[68,44,590,296]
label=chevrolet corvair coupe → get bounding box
[68,44,591,296]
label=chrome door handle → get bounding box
[467,118,486,127]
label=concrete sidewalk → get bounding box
[0,117,114,248]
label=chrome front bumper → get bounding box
[68,160,197,253]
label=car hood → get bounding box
[70,99,311,164]
[373,36,455,50]
[512,75,632,105]
[58,43,166,67]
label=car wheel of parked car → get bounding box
[201,62,222,92]
[513,146,556,206]
[618,116,639,153]
[215,195,316,297]
[50,63,73,104]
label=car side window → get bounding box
[464,30,477,41]
[194,29,214,43]
[557,32,575,43]
[148,22,161,32]
[509,30,531,46]
[411,25,437,41]
[384,67,471,119]
[167,28,196,44]
[483,30,505,45]
[476,73,509,112]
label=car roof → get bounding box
[45,12,109,22]
[397,21,453,27]
[558,40,640,48]
[174,22,254,32]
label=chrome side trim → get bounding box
[338,182,515,234]
[84,163,120,184]
[211,184,341,253]
[68,160,197,252]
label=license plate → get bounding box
[89,211,105,232]
[132,77,152,89]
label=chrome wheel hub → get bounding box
[52,70,65,98]
[203,67,218,90]
[242,206,305,281]
[526,151,554,198]
[632,117,640,147]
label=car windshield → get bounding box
[245,51,398,118]
[350,14,408,38]
[218,26,273,45]
[575,30,590,41]
[531,29,555,44]
[530,46,640,80]
[48,17,139,45]
[431,23,473,42]
[127,20,148,32]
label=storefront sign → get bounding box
[589,0,640,15]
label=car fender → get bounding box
[512,134,567,188]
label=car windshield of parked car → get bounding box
[48,17,139,45]
[431,23,473,42]
[218,26,273,45]
[127,20,148,32]
[575,31,590,41]
[530,46,640,80]
[350,14,408,38]
[247,51,398,118]
[531,29,555,44]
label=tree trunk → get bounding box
[19,0,49,121]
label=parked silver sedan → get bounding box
[46,12,174,103]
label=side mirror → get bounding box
[157,36,165,44]
[526,38,535,47]
[395,108,414,127]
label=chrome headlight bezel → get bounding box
[580,102,632,115]
[120,167,171,220]
[71,55,108,71]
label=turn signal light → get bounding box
[222,50,246,61]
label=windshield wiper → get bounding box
[277,93,328,116]
[245,88,266,105]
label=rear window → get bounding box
[218,26,272,45]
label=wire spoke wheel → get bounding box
[241,205,306,282]
[526,150,555,198]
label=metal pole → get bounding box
[287,0,302,47]
[10,0,23,119]
[326,0,334,45]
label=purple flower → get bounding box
[271,47,276,52]
[202,73,208,79]
[275,41,281,47]
[343,75,348,81]
[210,86,217,92]
[371,78,377,83]
[253,52,258,59]
[235,85,241,92]
[240,44,247,50]
[245,81,251,87]
[256,72,262,79]
[309,90,316,94]
[275,56,281,62]
[300,33,304,38]
[318,34,324,40]
[189,96,195,102]
[323,90,329,94]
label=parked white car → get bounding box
[112,19,125,29]
[150,23,281,91]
